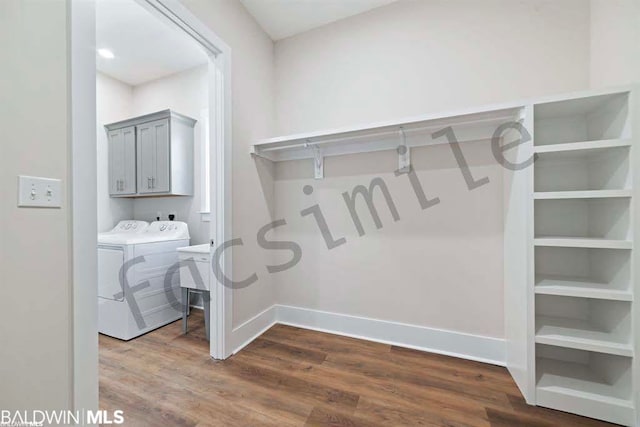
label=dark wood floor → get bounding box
[100,311,615,426]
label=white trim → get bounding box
[140,0,225,56]
[229,304,506,366]
[210,51,234,359]
[199,107,211,216]
[277,305,506,366]
[230,305,278,355]
[135,0,233,361]
[69,0,98,414]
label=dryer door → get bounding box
[98,246,125,301]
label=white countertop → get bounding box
[177,243,210,254]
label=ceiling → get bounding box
[96,0,208,86]
[240,0,398,41]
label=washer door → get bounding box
[98,246,125,301]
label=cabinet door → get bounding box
[108,126,136,195]
[121,126,137,194]
[108,129,125,195]
[137,119,170,194]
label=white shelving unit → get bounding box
[251,85,639,425]
[526,87,638,426]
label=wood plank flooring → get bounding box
[99,311,616,426]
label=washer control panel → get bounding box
[143,221,190,242]
[147,221,187,233]
[114,220,149,233]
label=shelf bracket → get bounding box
[397,127,411,174]
[306,142,324,179]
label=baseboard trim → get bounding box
[229,304,506,366]
[229,305,277,355]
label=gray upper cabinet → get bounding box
[105,110,196,198]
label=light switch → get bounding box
[18,175,62,208]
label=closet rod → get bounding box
[256,120,501,153]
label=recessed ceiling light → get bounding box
[98,48,114,59]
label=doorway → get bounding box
[69,0,232,413]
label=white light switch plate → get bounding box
[18,175,62,208]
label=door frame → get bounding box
[69,0,233,413]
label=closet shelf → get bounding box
[534,190,632,200]
[534,237,632,250]
[535,276,632,301]
[535,316,632,357]
[250,106,523,162]
[536,358,634,426]
[533,138,631,154]
[536,357,632,402]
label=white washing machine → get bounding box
[98,221,190,340]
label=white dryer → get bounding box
[98,221,190,340]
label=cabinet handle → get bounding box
[152,177,155,188]
[147,177,151,189]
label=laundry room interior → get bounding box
[95,0,214,342]
[76,0,640,425]
[96,0,209,240]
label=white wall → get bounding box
[275,145,505,337]
[275,0,590,134]
[590,0,640,89]
[0,0,72,410]
[130,65,210,245]
[271,0,591,339]
[97,72,134,232]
